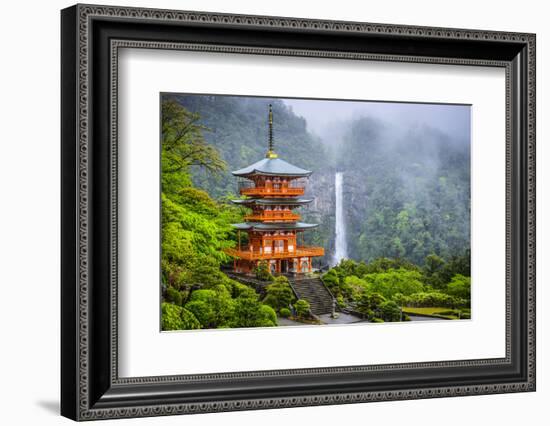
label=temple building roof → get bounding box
[231,222,319,231]
[231,197,313,206]
[232,157,312,178]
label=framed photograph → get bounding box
[61,4,536,421]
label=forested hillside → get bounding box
[338,116,470,265]
[168,95,328,196]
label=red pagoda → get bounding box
[226,105,324,275]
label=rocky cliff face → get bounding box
[343,169,369,261]
[302,170,336,266]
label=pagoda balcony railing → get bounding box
[240,186,305,197]
[225,246,324,261]
[237,179,306,197]
[244,211,301,222]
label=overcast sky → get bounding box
[283,98,471,144]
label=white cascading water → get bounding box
[333,172,348,265]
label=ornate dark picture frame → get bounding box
[61,4,536,421]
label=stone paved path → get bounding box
[318,313,365,324]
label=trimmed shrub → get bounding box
[232,296,276,328]
[294,299,311,319]
[165,286,183,306]
[258,304,278,327]
[362,268,424,299]
[406,291,463,308]
[322,269,339,289]
[161,303,185,331]
[445,274,471,301]
[279,307,291,318]
[380,300,402,322]
[184,299,215,327]
[263,276,295,311]
[161,302,201,331]
[229,280,257,299]
[188,289,217,303]
[356,292,386,319]
[255,260,274,282]
[180,308,201,330]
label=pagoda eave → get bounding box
[232,157,312,178]
[231,197,313,206]
[231,222,319,231]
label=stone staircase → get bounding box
[290,277,334,316]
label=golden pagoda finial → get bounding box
[266,104,278,158]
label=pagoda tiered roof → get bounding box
[232,157,312,178]
[231,197,313,206]
[231,222,319,231]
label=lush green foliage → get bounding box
[161,100,279,330]
[279,307,291,318]
[294,299,311,319]
[362,269,425,299]
[355,292,386,321]
[232,296,278,328]
[165,286,184,306]
[446,274,471,300]
[263,276,295,311]
[255,260,274,282]
[379,300,402,322]
[161,303,201,331]
[322,255,471,322]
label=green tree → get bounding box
[232,295,277,328]
[257,305,278,327]
[343,275,368,300]
[391,292,410,307]
[161,303,201,331]
[407,292,464,308]
[425,253,445,275]
[184,299,215,328]
[323,268,353,299]
[279,307,291,318]
[165,286,184,306]
[255,260,273,281]
[161,303,185,331]
[184,287,235,328]
[294,299,311,319]
[321,268,339,289]
[380,300,402,322]
[162,99,226,175]
[263,276,295,311]
[356,292,386,319]
[362,269,424,299]
[180,308,202,330]
[446,274,471,301]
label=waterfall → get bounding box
[333,172,348,265]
